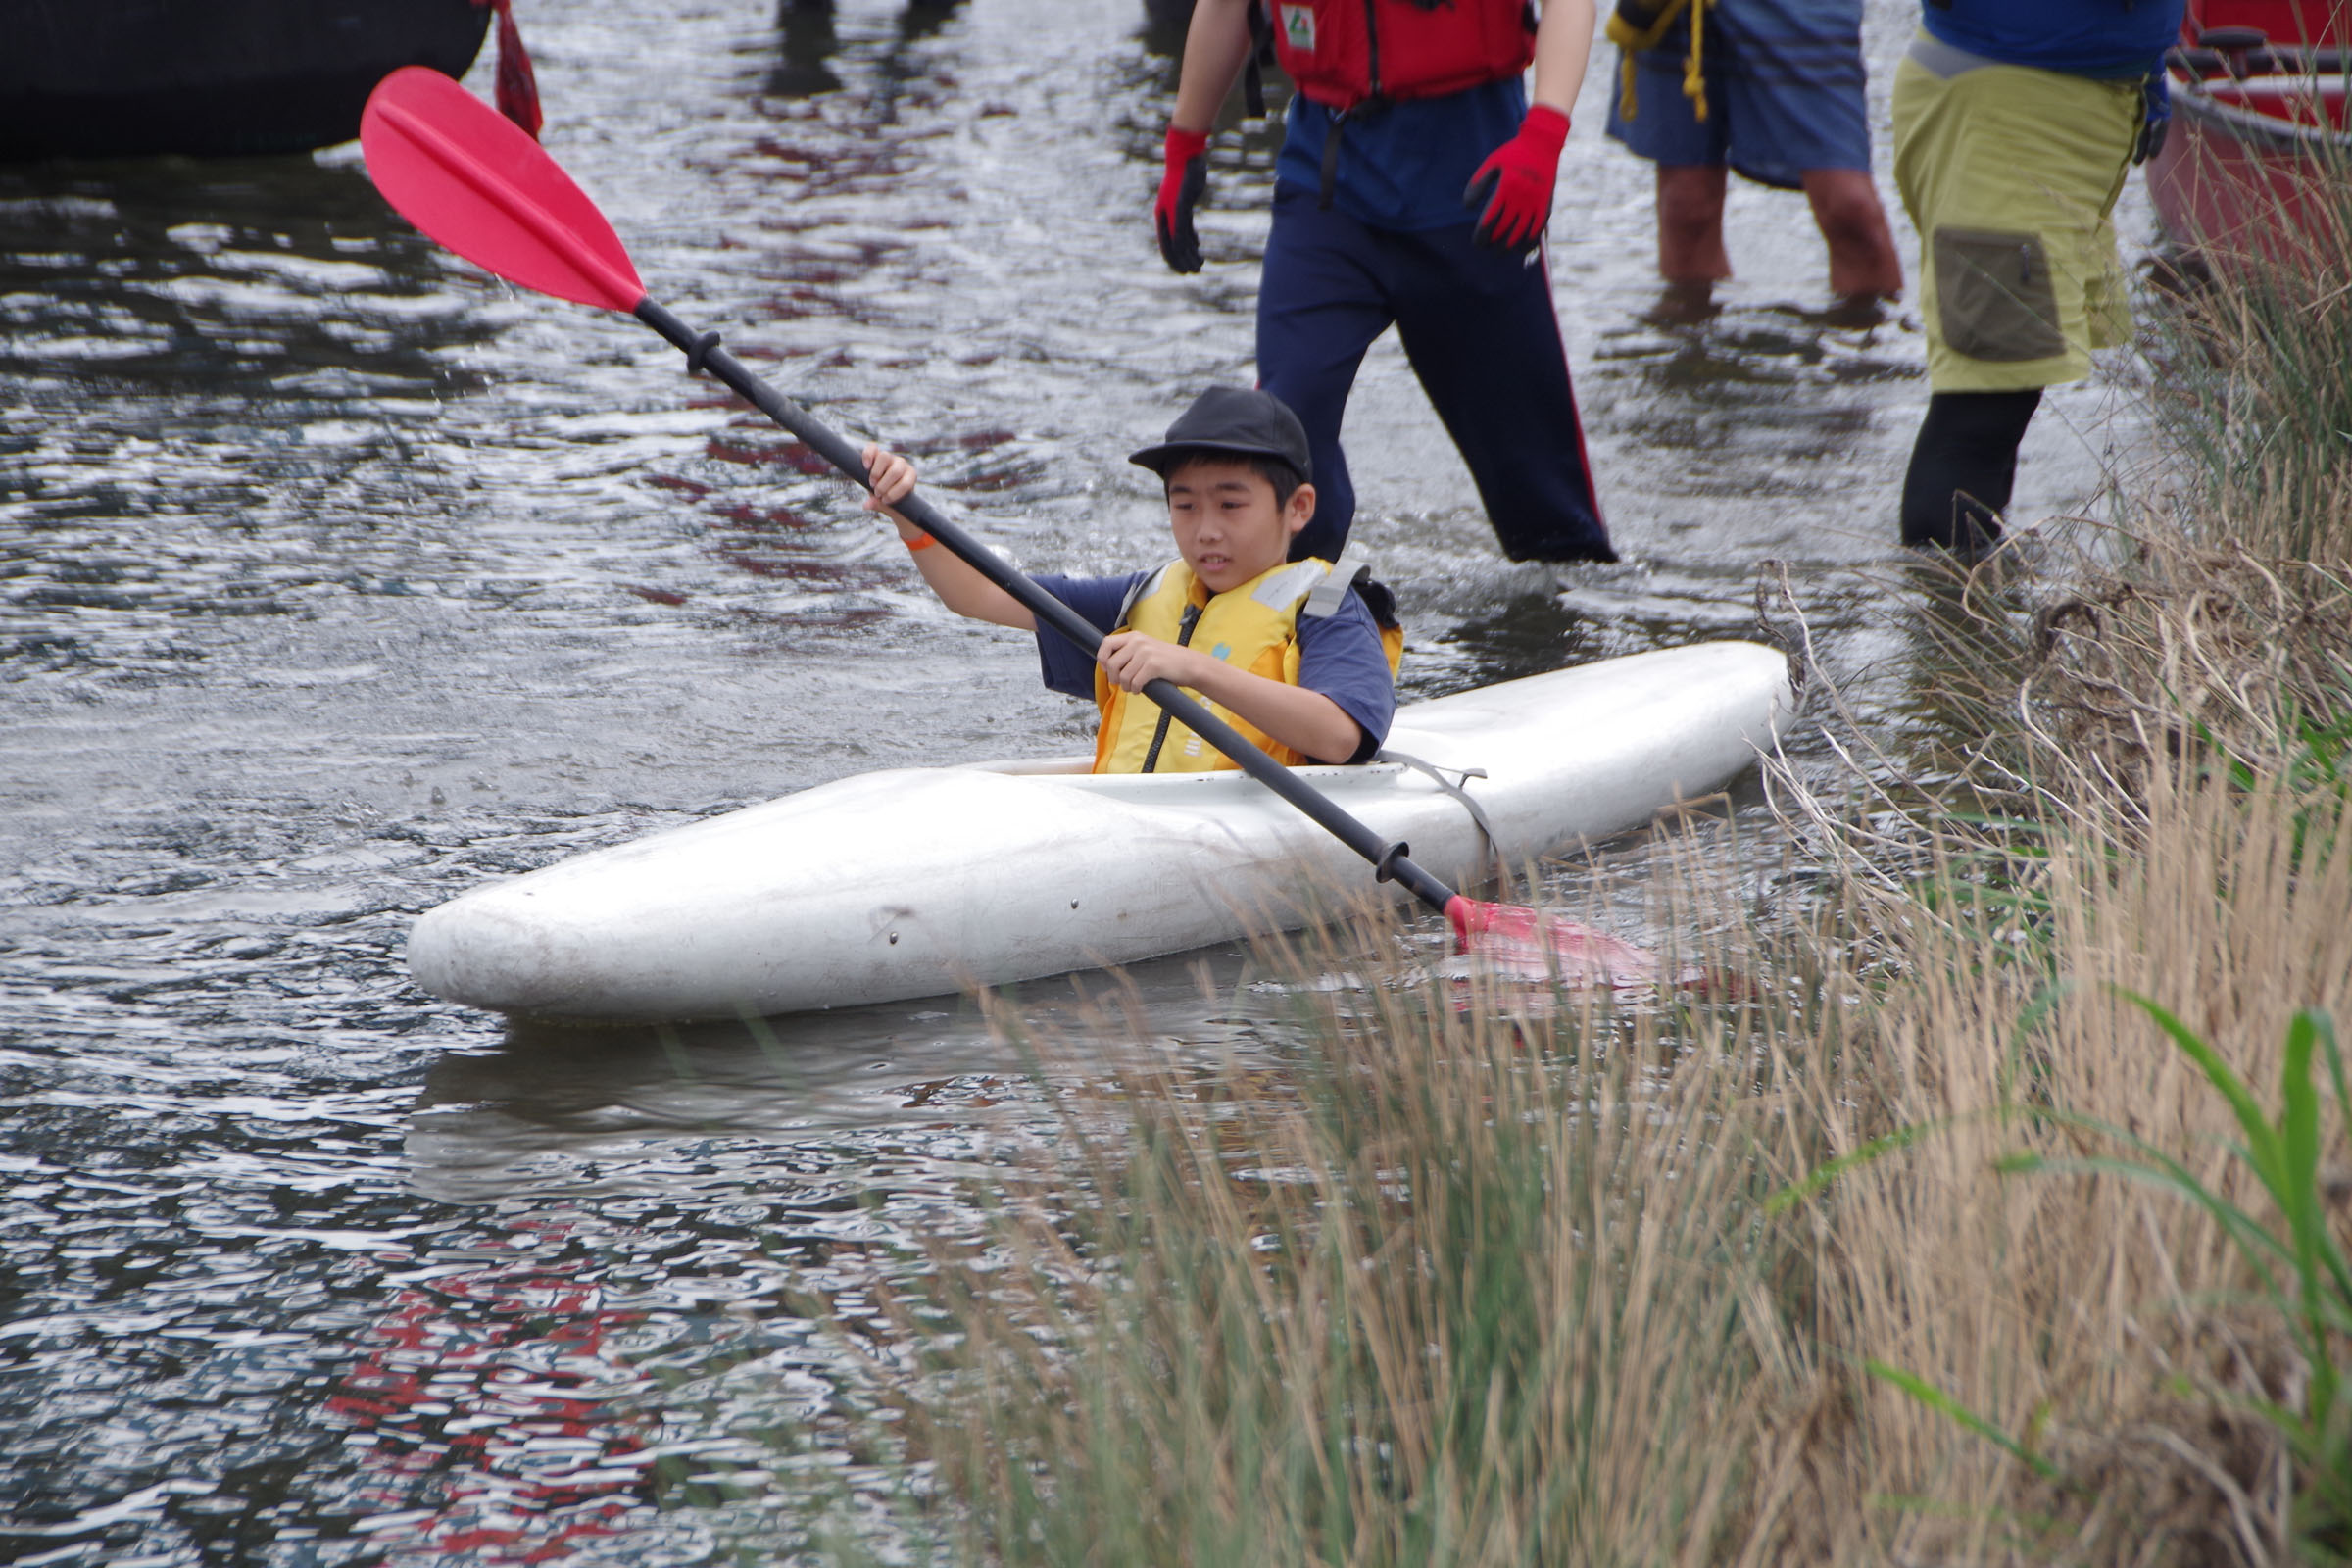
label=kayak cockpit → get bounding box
[966,757,1092,775]
[963,756,1413,787]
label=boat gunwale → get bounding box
[2168,61,2352,155]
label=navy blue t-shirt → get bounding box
[1030,569,1396,763]
[1276,78,1529,231]
[1922,0,2184,79]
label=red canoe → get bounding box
[2146,0,2352,270]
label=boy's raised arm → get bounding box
[862,444,1035,631]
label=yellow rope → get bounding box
[1603,0,1712,122]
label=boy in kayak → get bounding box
[861,386,1400,772]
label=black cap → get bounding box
[1127,386,1312,484]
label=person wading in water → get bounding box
[1153,0,1617,567]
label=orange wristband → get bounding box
[902,531,936,552]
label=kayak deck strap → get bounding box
[1375,747,1503,885]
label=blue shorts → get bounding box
[1603,0,1873,190]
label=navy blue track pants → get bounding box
[1256,182,1614,564]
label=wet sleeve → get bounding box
[1030,572,1145,700]
[1294,591,1397,764]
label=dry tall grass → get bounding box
[1754,202,2352,1552]
[1769,765,2352,1564]
[886,911,1810,1567]
[1754,178,2352,1558]
[871,749,2348,1565]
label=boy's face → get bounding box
[1162,458,1315,594]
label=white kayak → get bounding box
[409,640,1794,1020]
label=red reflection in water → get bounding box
[326,1223,660,1563]
[711,502,815,532]
[718,552,893,588]
[703,436,833,474]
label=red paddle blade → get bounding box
[1446,899,1662,988]
[360,66,643,313]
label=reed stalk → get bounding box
[884,903,1811,1567]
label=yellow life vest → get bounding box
[1091,555,1404,774]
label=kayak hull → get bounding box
[408,641,1795,1020]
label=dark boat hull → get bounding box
[0,0,489,161]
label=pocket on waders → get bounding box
[1933,226,2066,363]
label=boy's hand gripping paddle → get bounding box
[359,66,1657,985]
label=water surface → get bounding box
[1,1,2150,1559]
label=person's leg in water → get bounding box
[1799,168,1901,300]
[1606,16,1733,302]
[1391,223,1613,563]
[1898,387,2042,553]
[1256,184,1398,563]
[1656,165,1732,284]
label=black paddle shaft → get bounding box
[633,297,1463,916]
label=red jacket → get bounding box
[1269,0,1538,110]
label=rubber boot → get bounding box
[1899,388,2043,555]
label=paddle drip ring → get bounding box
[684,331,722,375]
[1372,841,1411,883]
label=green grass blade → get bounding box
[2277,1010,2340,1424]
[2001,1151,2294,1298]
[1767,1115,1963,1215]
[1866,1360,2065,1483]
[1994,1102,2296,1272]
[2313,1012,2352,1316]
[2115,989,2290,1207]
[2322,1011,2352,1137]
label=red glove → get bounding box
[1155,124,1211,274]
[1464,105,1569,252]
